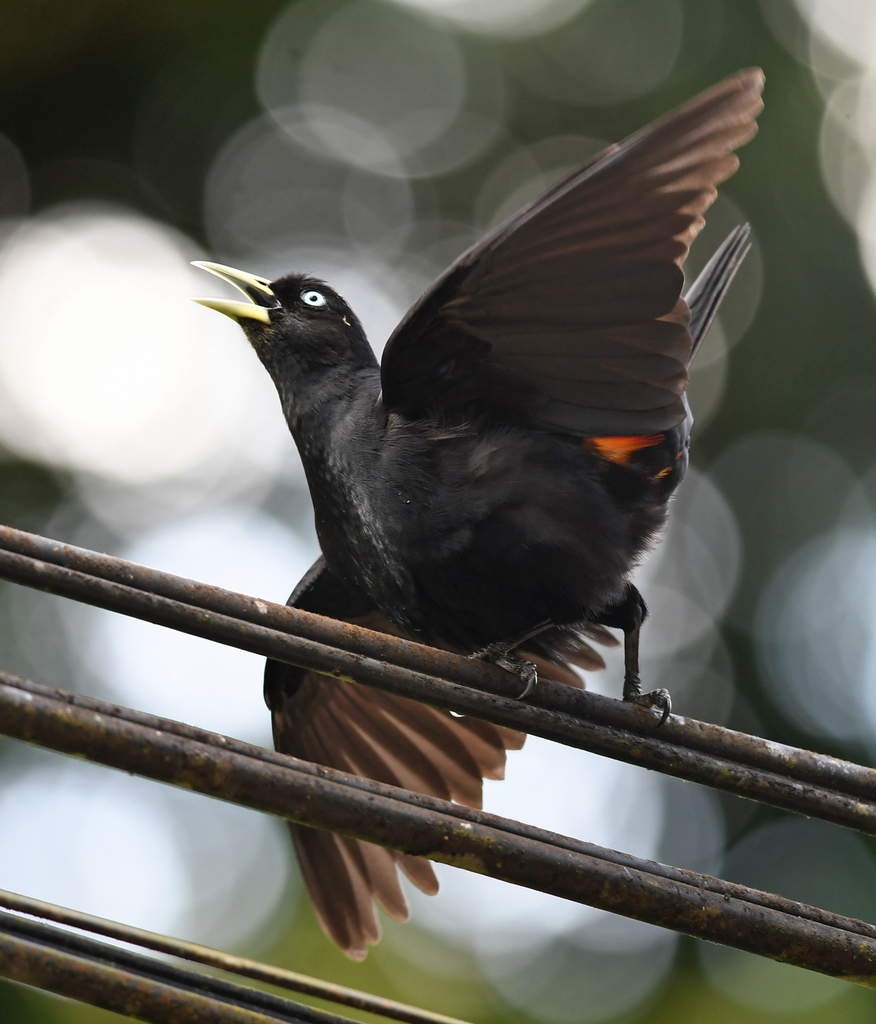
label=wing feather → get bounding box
[380,69,764,436]
[266,560,625,957]
[265,558,534,958]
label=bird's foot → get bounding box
[471,644,538,699]
[623,676,671,727]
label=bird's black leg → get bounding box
[471,621,552,700]
[598,585,671,726]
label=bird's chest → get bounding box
[302,428,492,607]
[301,437,427,603]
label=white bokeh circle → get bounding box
[794,0,876,69]
[257,0,504,177]
[89,506,315,743]
[0,204,292,484]
[0,760,294,947]
[700,816,876,1012]
[385,0,594,38]
[204,113,415,257]
[407,735,664,953]
[755,527,876,743]
[0,764,188,933]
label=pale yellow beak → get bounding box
[191,262,277,324]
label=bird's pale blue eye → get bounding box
[302,290,326,307]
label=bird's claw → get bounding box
[625,687,672,727]
[471,646,538,700]
[503,657,538,699]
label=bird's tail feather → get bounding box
[267,561,599,959]
[272,672,526,959]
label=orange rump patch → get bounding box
[586,434,665,465]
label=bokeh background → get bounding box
[2,0,876,1021]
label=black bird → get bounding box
[194,68,764,958]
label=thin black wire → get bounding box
[0,908,361,1024]
[0,888,469,1024]
[0,525,874,832]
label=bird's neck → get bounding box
[276,363,383,462]
[255,331,379,444]
[277,363,385,577]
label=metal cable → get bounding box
[0,908,361,1024]
[2,671,874,942]
[0,888,468,1024]
[3,672,876,983]
[0,525,874,832]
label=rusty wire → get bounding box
[0,525,875,833]
[0,888,468,1024]
[4,671,876,983]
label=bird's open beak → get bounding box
[191,262,278,324]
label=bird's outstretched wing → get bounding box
[380,69,764,436]
[264,556,528,960]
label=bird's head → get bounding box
[192,262,377,390]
